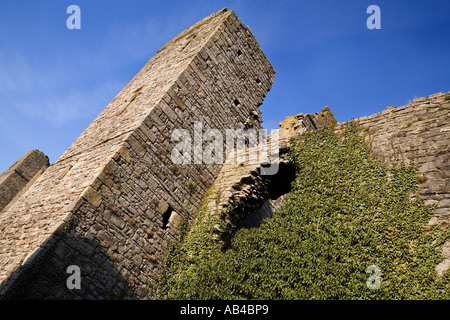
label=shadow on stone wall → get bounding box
[239,160,295,229]
[2,233,137,300]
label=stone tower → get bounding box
[0,8,275,299]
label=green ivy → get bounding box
[157,121,449,300]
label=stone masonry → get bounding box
[347,92,450,276]
[0,150,49,212]
[0,8,275,299]
[349,93,449,222]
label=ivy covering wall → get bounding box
[157,122,450,299]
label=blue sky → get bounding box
[0,0,449,172]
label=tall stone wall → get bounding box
[0,8,275,299]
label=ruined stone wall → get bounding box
[0,150,49,212]
[0,9,275,299]
[199,107,337,239]
[348,92,450,276]
[2,5,445,300]
[197,93,449,278]
[348,92,449,221]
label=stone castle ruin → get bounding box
[0,8,448,299]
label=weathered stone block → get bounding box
[81,186,103,208]
[110,215,126,230]
[412,97,427,104]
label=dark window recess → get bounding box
[266,161,296,200]
[236,49,243,56]
[256,78,261,84]
[233,99,240,107]
[239,161,296,230]
[162,205,173,229]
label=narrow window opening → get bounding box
[162,206,173,229]
[256,78,261,85]
[236,49,243,56]
[233,99,240,107]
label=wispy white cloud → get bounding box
[75,18,180,71]
[14,82,123,126]
[0,51,123,126]
[0,17,178,127]
[0,52,56,92]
